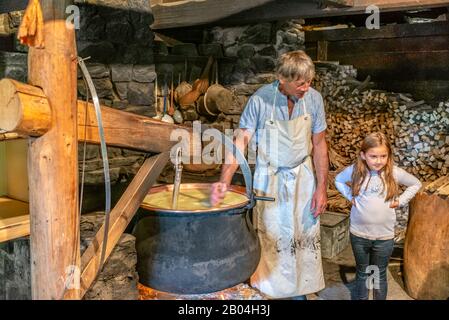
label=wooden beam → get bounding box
[0,14,13,36]
[79,152,169,297]
[78,100,188,153]
[0,132,23,141]
[305,21,449,42]
[151,0,273,29]
[0,78,191,153]
[323,0,354,7]
[0,197,29,243]
[353,0,449,8]
[317,40,328,61]
[217,0,449,26]
[73,0,152,12]
[27,0,80,300]
[0,79,52,136]
[0,0,27,14]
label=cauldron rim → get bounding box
[140,183,252,217]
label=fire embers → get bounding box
[138,283,267,300]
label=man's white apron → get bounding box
[250,86,325,298]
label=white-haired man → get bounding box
[210,50,329,300]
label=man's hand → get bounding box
[311,186,327,218]
[210,182,228,207]
[311,131,328,218]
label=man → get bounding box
[210,50,328,299]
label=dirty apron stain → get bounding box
[250,86,325,298]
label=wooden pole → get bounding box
[27,0,80,300]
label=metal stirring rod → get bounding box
[171,147,183,209]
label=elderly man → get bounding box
[210,50,329,300]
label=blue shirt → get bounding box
[239,81,327,134]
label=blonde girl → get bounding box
[335,132,421,300]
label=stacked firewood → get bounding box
[423,175,449,198]
[312,62,449,216]
[314,62,449,182]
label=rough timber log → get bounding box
[404,181,449,300]
[0,79,51,136]
[0,78,189,153]
[26,0,80,300]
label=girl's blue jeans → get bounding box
[350,233,394,300]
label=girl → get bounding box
[335,132,422,300]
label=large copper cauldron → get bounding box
[134,183,260,294]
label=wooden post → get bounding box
[27,0,80,300]
[317,40,328,61]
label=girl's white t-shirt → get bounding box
[335,165,422,240]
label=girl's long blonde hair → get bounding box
[351,132,398,201]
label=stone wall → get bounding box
[0,238,31,300]
[0,51,27,83]
[0,5,155,192]
[0,214,138,300]
[76,4,156,188]
[171,21,306,131]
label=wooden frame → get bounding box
[0,0,192,299]
[0,77,191,298]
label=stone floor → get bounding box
[307,243,413,300]
[138,242,413,301]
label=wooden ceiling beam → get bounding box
[323,0,355,8]
[73,0,152,12]
[0,0,27,14]
[217,0,449,27]
[151,0,274,29]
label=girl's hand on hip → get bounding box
[389,200,399,208]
